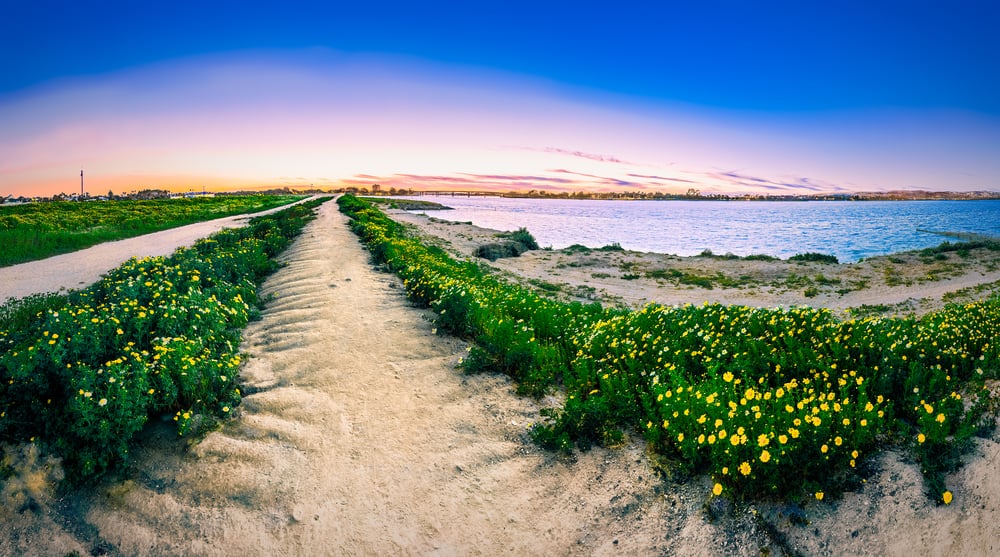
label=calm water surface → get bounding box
[403,197,1000,262]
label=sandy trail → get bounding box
[5,200,706,555]
[0,199,309,305]
[5,201,1000,556]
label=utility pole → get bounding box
[80,169,84,196]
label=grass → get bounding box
[0,195,302,267]
[644,268,743,289]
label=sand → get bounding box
[2,200,1000,555]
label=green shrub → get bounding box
[500,228,540,251]
[789,252,839,264]
[563,244,592,254]
[475,241,528,261]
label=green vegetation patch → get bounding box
[920,239,1000,257]
[474,228,540,260]
[363,197,453,211]
[789,252,840,264]
[0,195,302,267]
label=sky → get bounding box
[1,0,999,197]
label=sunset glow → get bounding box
[2,3,998,198]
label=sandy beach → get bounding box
[3,201,1000,556]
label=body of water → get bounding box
[402,196,1000,262]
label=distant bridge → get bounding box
[408,190,502,197]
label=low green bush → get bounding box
[475,241,528,261]
[789,252,839,264]
[500,227,540,251]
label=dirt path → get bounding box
[0,198,311,305]
[4,200,726,556]
[5,201,1000,556]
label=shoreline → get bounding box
[387,195,1000,264]
[364,192,1000,202]
[390,209,1000,318]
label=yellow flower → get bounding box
[98,398,108,407]
[739,462,752,476]
[815,491,824,501]
[943,491,953,505]
[918,433,926,444]
[713,483,723,496]
[834,436,843,447]
[760,450,771,463]
[936,413,946,423]
[723,371,734,382]
[821,444,829,454]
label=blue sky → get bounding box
[2,1,999,196]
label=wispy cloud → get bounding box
[514,146,643,165]
[627,172,697,184]
[549,169,645,188]
[707,170,848,193]
[459,173,575,184]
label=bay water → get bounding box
[403,196,1000,262]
